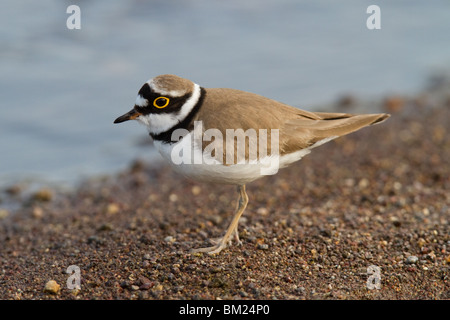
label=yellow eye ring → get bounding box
[153,97,170,108]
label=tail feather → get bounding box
[281,112,390,154]
[287,112,390,138]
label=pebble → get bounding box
[32,188,53,202]
[44,280,60,294]
[5,184,22,195]
[164,236,175,243]
[191,186,201,196]
[311,249,318,259]
[256,207,269,216]
[143,253,152,260]
[257,243,269,250]
[336,94,356,109]
[358,178,369,189]
[87,235,103,245]
[70,288,81,296]
[426,252,436,261]
[97,223,113,231]
[174,285,185,292]
[0,209,9,220]
[391,218,401,228]
[296,286,306,294]
[239,291,249,297]
[405,255,418,264]
[383,96,405,113]
[32,206,44,219]
[106,203,120,215]
[139,279,153,290]
[417,238,426,247]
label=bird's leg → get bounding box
[209,189,243,246]
[209,222,242,246]
[191,185,248,255]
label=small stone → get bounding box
[139,276,153,290]
[140,282,152,290]
[143,253,152,260]
[191,186,201,196]
[358,178,369,189]
[420,246,430,254]
[106,203,120,215]
[256,207,269,216]
[207,215,222,226]
[391,218,401,227]
[169,194,178,202]
[164,236,175,243]
[33,188,53,202]
[0,209,9,220]
[131,285,140,291]
[296,286,306,294]
[239,291,248,297]
[174,285,185,292]
[210,267,222,273]
[426,252,436,261]
[405,255,418,264]
[129,159,146,172]
[383,96,405,113]
[44,280,60,294]
[70,288,81,296]
[257,243,269,250]
[336,94,356,109]
[344,178,355,187]
[98,223,113,231]
[32,206,44,219]
[5,184,22,196]
[87,235,103,245]
[417,238,426,247]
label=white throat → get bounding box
[137,83,201,135]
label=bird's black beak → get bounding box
[114,108,142,124]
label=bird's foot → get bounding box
[209,229,242,246]
[190,242,227,255]
[191,230,242,255]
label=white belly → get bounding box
[153,133,336,185]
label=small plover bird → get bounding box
[114,74,389,254]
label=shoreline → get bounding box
[0,82,449,300]
[1,72,448,198]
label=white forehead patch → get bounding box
[147,78,187,98]
[135,95,148,107]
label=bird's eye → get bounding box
[153,97,170,108]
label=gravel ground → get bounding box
[0,86,449,300]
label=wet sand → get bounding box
[0,84,449,300]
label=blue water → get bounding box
[1,0,449,186]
